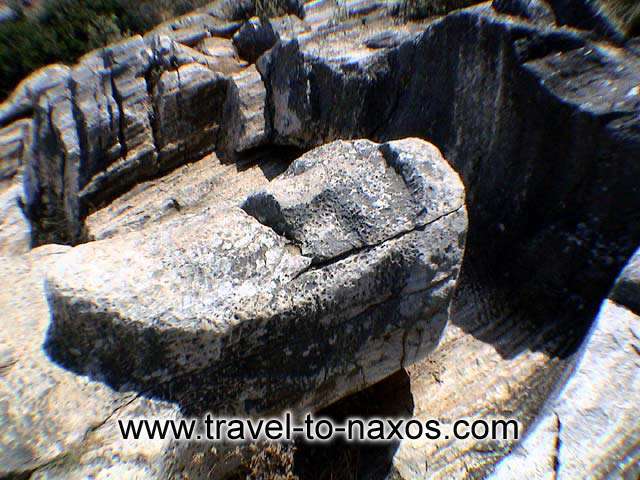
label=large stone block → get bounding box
[44,138,466,416]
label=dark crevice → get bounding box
[105,56,129,165]
[0,110,34,130]
[233,144,305,178]
[285,205,465,282]
[292,369,413,480]
[552,412,562,479]
[143,65,163,168]
[68,77,90,216]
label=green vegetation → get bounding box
[0,0,226,100]
[0,0,306,100]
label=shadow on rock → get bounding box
[292,369,414,480]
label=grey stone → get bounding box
[0,249,177,479]
[23,75,82,245]
[44,138,466,416]
[611,247,640,315]
[233,17,279,63]
[0,119,30,182]
[220,65,270,154]
[0,182,30,256]
[0,64,70,127]
[198,36,248,74]
[492,0,557,24]
[257,36,415,148]
[152,63,228,171]
[85,151,287,241]
[490,298,640,479]
[547,0,640,42]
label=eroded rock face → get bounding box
[0,1,639,478]
[0,248,178,480]
[491,247,640,479]
[233,17,279,63]
[549,0,640,41]
[0,183,30,256]
[44,139,467,416]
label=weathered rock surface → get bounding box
[0,182,30,256]
[0,246,254,480]
[1,0,639,478]
[233,17,279,63]
[153,63,228,170]
[258,4,640,319]
[492,0,557,24]
[385,261,568,479]
[491,247,640,479]
[611,247,640,315]
[45,138,467,415]
[0,119,31,255]
[549,0,640,41]
[85,151,291,241]
[0,248,179,479]
[0,118,30,182]
[220,65,270,154]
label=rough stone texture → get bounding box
[492,0,557,24]
[198,36,248,74]
[0,64,70,127]
[383,6,640,329]
[548,0,640,41]
[257,32,414,148]
[45,139,466,416]
[22,68,82,245]
[0,32,245,245]
[0,245,258,480]
[491,250,640,479]
[487,413,559,480]
[85,150,294,240]
[0,182,30,256]
[383,251,569,479]
[143,7,264,47]
[251,5,640,365]
[220,65,270,154]
[0,1,639,477]
[610,247,640,315]
[0,119,30,182]
[0,248,178,479]
[71,36,156,210]
[152,63,228,171]
[232,17,279,63]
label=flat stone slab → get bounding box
[45,139,466,416]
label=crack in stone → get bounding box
[552,411,562,480]
[400,328,409,370]
[105,54,129,164]
[86,393,141,437]
[143,66,162,169]
[287,204,465,283]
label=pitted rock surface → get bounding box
[44,138,466,416]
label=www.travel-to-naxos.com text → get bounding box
[118,412,520,443]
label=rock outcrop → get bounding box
[1,0,639,478]
[44,138,466,416]
[491,247,640,479]
[0,248,179,479]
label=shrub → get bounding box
[0,0,129,99]
[0,0,308,100]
